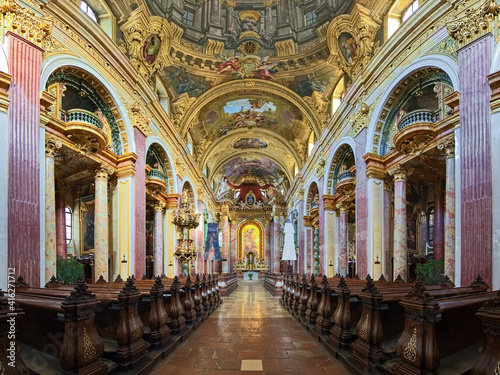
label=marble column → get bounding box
[45,139,60,282]
[273,215,281,273]
[338,204,348,276]
[355,129,369,278]
[8,32,43,286]
[230,219,237,272]
[55,182,68,259]
[0,76,9,291]
[265,220,272,269]
[457,34,492,286]
[153,202,164,277]
[94,166,111,281]
[433,183,445,260]
[367,176,385,280]
[165,195,179,278]
[313,224,320,275]
[323,196,336,277]
[441,142,456,281]
[134,128,146,278]
[383,183,393,280]
[390,167,409,281]
[334,211,340,275]
[221,214,229,273]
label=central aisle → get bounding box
[150,280,354,374]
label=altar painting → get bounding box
[238,221,264,260]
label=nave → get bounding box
[149,281,353,375]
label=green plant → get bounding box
[415,259,444,285]
[56,256,84,285]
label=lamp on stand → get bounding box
[172,197,200,276]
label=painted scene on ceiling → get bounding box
[221,156,281,185]
[233,138,268,149]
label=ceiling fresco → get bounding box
[219,156,282,185]
[233,138,268,149]
[163,66,210,98]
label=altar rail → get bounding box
[264,273,284,296]
[218,273,238,296]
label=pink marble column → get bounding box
[196,201,204,273]
[273,215,281,273]
[221,214,229,273]
[458,34,492,286]
[391,167,408,281]
[338,205,348,276]
[45,140,58,282]
[94,166,111,281]
[306,228,312,274]
[383,184,393,280]
[153,203,164,277]
[433,183,445,260]
[265,220,271,269]
[355,129,368,278]
[8,32,43,286]
[442,142,456,281]
[229,220,237,272]
[134,128,146,278]
[55,182,67,259]
[318,177,325,275]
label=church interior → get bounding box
[1,0,500,373]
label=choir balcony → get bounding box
[394,109,440,155]
[334,171,356,199]
[62,109,108,153]
[146,168,167,192]
[397,109,440,130]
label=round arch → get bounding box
[366,54,459,155]
[40,55,136,153]
[324,138,356,195]
[237,219,264,261]
[145,136,178,194]
[178,79,323,138]
[305,181,320,215]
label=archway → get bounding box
[238,220,264,270]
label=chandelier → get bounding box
[172,199,200,275]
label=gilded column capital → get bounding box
[388,165,412,182]
[95,164,114,181]
[446,0,499,48]
[337,202,349,214]
[1,0,52,48]
[438,139,455,159]
[154,201,166,212]
[45,138,61,158]
[165,193,179,210]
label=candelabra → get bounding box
[172,200,200,275]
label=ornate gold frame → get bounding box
[80,199,95,255]
[238,220,264,261]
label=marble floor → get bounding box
[149,280,354,375]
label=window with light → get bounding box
[304,11,317,26]
[65,207,72,245]
[80,1,97,22]
[183,10,194,26]
[308,131,315,156]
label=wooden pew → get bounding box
[0,296,30,374]
[392,278,495,375]
[15,279,108,375]
[219,273,238,296]
[264,273,283,296]
[471,290,500,375]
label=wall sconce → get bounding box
[168,261,173,267]
[329,261,333,267]
[374,255,380,265]
[121,254,127,263]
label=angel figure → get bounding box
[254,57,278,80]
[218,55,241,75]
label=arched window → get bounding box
[308,131,315,156]
[65,207,73,245]
[80,1,97,22]
[386,0,419,40]
[427,206,434,248]
[403,0,419,22]
[331,76,345,116]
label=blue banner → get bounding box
[204,222,221,260]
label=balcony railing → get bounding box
[147,168,165,181]
[62,109,103,130]
[398,110,439,130]
[337,170,355,182]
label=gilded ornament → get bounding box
[403,327,418,362]
[83,327,97,361]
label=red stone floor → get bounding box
[149,280,354,374]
